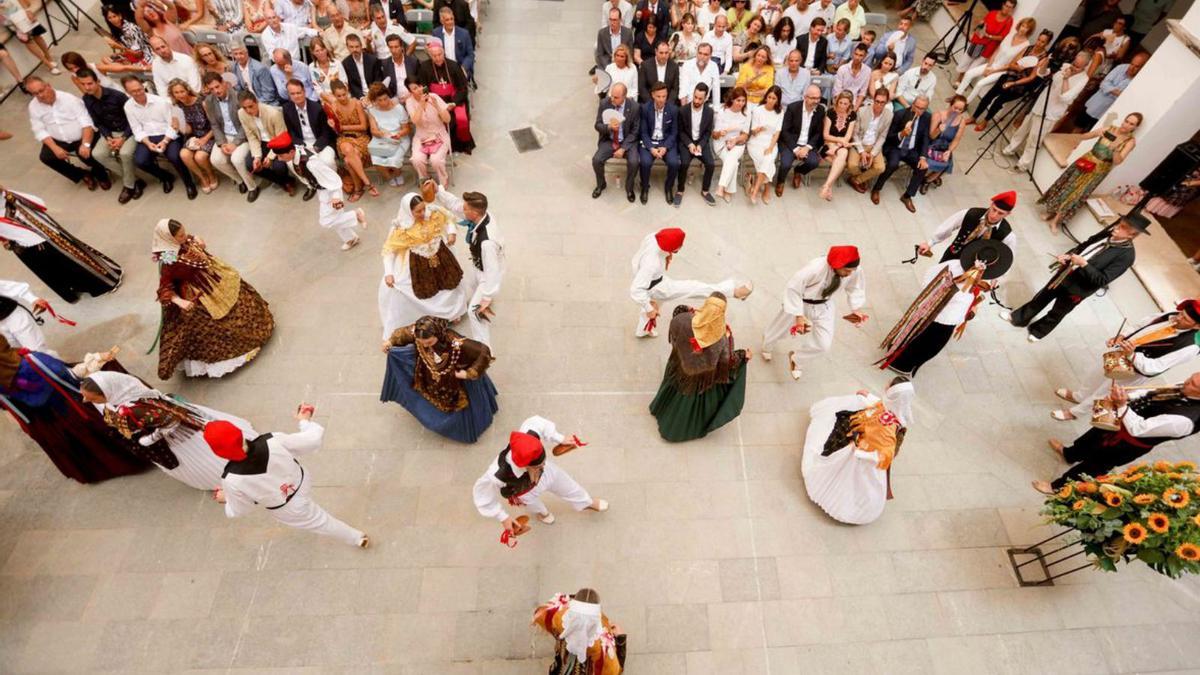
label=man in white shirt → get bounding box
[833,42,870,108]
[121,75,196,197]
[702,15,734,74]
[368,5,414,61]
[320,8,360,61]
[782,0,820,34]
[273,0,315,27]
[149,37,201,97]
[25,76,112,190]
[893,54,937,109]
[776,50,811,106]
[438,186,504,347]
[1003,53,1090,171]
[261,11,318,61]
[0,279,54,355]
[600,0,634,28]
[678,42,721,106]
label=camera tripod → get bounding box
[928,0,981,66]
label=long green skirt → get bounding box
[648,359,748,442]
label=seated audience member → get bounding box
[590,82,640,201]
[711,86,750,202]
[121,75,196,197]
[149,36,201,96]
[434,0,476,43]
[270,49,318,101]
[870,16,916,72]
[1075,51,1147,131]
[602,0,634,29]
[677,42,721,107]
[766,17,797,68]
[638,41,680,103]
[327,79,376,199]
[825,18,854,73]
[405,79,453,186]
[702,14,734,73]
[62,52,117,92]
[281,78,338,166]
[230,44,281,106]
[725,0,753,35]
[341,0,372,31]
[774,84,825,197]
[635,0,670,36]
[368,5,415,61]
[98,5,153,76]
[596,8,634,69]
[167,78,219,195]
[637,82,680,205]
[835,0,865,40]
[206,0,245,31]
[776,49,811,107]
[894,54,937,110]
[833,42,871,109]
[735,46,775,105]
[381,34,419,101]
[730,15,767,67]
[417,41,473,154]
[675,82,716,206]
[633,21,665,66]
[193,44,230,81]
[76,68,146,203]
[747,85,784,205]
[971,30,1053,132]
[868,50,899,102]
[342,33,382,99]
[237,90,297,201]
[366,82,412,187]
[321,8,360,60]
[140,4,190,54]
[26,76,112,191]
[696,0,723,32]
[203,72,254,196]
[795,17,828,76]
[871,93,930,213]
[818,90,856,201]
[275,0,317,26]
[920,94,967,193]
[243,0,272,32]
[670,13,702,62]
[432,7,475,79]
[845,88,892,193]
[603,44,640,101]
[309,36,347,104]
[261,10,318,59]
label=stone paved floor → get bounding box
[1,2,1199,673]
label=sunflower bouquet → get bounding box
[1040,461,1200,578]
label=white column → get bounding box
[929,0,1075,49]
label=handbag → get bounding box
[420,137,444,155]
[1074,157,1097,173]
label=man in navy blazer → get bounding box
[341,34,382,98]
[380,34,420,100]
[675,82,716,206]
[637,82,680,205]
[870,17,918,72]
[592,82,640,202]
[871,94,931,213]
[795,19,829,74]
[230,44,281,106]
[432,7,475,79]
[633,0,669,36]
[281,80,338,167]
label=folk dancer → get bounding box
[1035,375,1200,492]
[0,278,56,355]
[630,227,752,337]
[1053,300,1200,421]
[533,588,627,675]
[917,190,1018,264]
[473,416,608,534]
[430,183,504,348]
[761,245,867,381]
[1001,213,1146,342]
[203,404,370,547]
[879,239,1013,377]
[266,131,366,250]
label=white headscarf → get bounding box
[84,371,162,411]
[391,192,424,230]
[150,218,180,257]
[560,599,604,661]
[883,380,915,427]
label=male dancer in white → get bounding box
[267,131,366,251]
[428,181,504,348]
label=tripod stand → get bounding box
[43,0,108,48]
[928,0,980,65]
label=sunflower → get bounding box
[1133,494,1157,505]
[1103,492,1125,507]
[1176,461,1197,472]
[1193,513,1200,527]
[1163,489,1191,509]
[1126,463,1149,474]
[1154,460,1174,472]
[1096,475,1115,484]
[1147,513,1170,533]
[1072,500,1087,511]
[1124,473,1145,482]
[1166,472,1184,480]
[1057,485,1073,499]
[1075,482,1098,494]
[1176,543,1200,562]
[1123,523,1148,545]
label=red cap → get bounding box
[509,431,545,468]
[266,131,294,152]
[204,420,247,461]
[655,228,686,253]
[991,191,1017,211]
[1177,299,1200,323]
[827,245,860,269]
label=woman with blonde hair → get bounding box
[1037,112,1142,234]
[955,15,1035,103]
[602,44,638,100]
[734,45,774,104]
[192,43,230,79]
[819,90,856,200]
[168,78,219,193]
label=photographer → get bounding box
[1002,48,1090,172]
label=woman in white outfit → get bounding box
[955,16,1035,103]
[80,371,256,493]
[712,86,751,203]
[802,378,914,525]
[377,192,470,339]
[746,85,783,205]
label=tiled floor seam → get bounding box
[734,417,772,674]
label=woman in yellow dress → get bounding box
[734,46,774,105]
[533,588,627,675]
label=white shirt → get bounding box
[371,21,415,60]
[927,260,978,326]
[28,91,93,143]
[795,104,817,149]
[782,5,820,34]
[601,0,634,28]
[630,232,671,312]
[296,107,317,145]
[689,104,705,143]
[123,94,179,142]
[217,98,239,138]
[895,66,936,104]
[678,57,721,105]
[434,187,505,300]
[782,256,866,316]
[472,416,565,522]
[350,55,368,87]
[1116,391,1200,440]
[443,31,457,62]
[887,30,910,68]
[858,105,887,150]
[152,52,202,97]
[1126,314,1200,377]
[605,63,639,101]
[0,279,39,306]
[696,3,723,30]
[702,29,734,72]
[652,105,665,141]
[1033,67,1088,121]
[221,420,325,518]
[262,22,318,60]
[237,62,258,97]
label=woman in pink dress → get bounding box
[405,81,452,186]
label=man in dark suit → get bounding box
[795,18,829,75]
[638,41,679,102]
[637,82,680,205]
[434,0,476,44]
[871,94,930,212]
[281,79,337,166]
[341,34,382,98]
[380,34,419,100]
[633,0,669,37]
[432,6,475,80]
[775,84,826,196]
[374,0,411,27]
[675,82,716,206]
[596,8,634,69]
[1003,214,1146,342]
[591,82,640,202]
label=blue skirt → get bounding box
[380,345,499,443]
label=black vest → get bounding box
[939,208,1012,262]
[1128,313,1199,363]
[494,448,537,498]
[1127,396,1200,445]
[0,295,17,320]
[221,432,274,477]
[467,213,491,272]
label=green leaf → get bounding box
[1137,548,1165,564]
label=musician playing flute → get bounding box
[1001,213,1147,343]
[1033,373,1200,493]
[1052,299,1200,421]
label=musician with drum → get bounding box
[1033,372,1200,494]
[1051,299,1200,421]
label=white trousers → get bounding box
[714,143,746,193]
[636,276,738,336]
[957,68,1002,103]
[0,310,51,354]
[515,463,593,516]
[1069,372,1150,417]
[290,146,339,187]
[762,300,834,359]
[211,142,254,188]
[269,481,364,546]
[956,54,986,74]
[1004,113,1059,169]
[466,269,493,347]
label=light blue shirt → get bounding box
[273,0,313,26]
[826,34,853,69]
[776,67,812,106]
[270,61,318,102]
[1084,64,1131,119]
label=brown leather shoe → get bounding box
[900,195,916,213]
[848,178,867,194]
[869,190,880,205]
[81,175,98,191]
[774,183,784,198]
[791,172,802,189]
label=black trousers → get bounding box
[1075,110,1099,131]
[1050,429,1155,489]
[677,140,715,193]
[245,143,294,187]
[873,146,926,197]
[592,142,639,192]
[775,143,822,186]
[133,135,194,188]
[973,80,1023,122]
[1010,285,1083,339]
[38,139,110,184]
[887,321,954,377]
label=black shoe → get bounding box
[185,184,198,200]
[592,185,605,199]
[132,179,146,199]
[117,187,134,204]
[640,188,649,204]
[238,183,248,194]
[246,187,261,203]
[666,191,675,205]
[627,191,635,203]
[302,187,316,201]
[162,179,175,194]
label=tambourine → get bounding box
[1090,398,1120,432]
